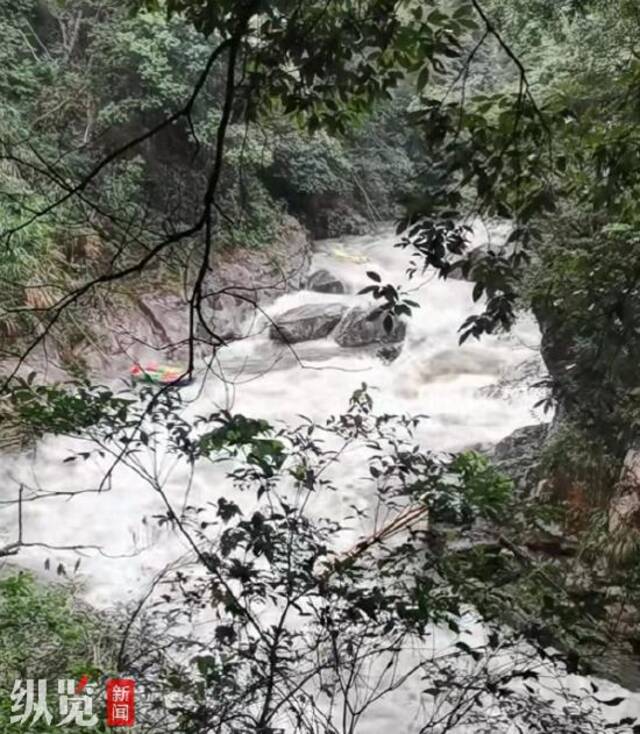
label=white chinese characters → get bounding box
[10,680,52,727]
[10,679,97,728]
[58,679,98,727]
[106,678,135,727]
[110,684,132,723]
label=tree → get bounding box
[1,1,638,730]
[0,0,485,381]
[5,380,632,732]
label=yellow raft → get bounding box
[331,246,369,264]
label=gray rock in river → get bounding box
[334,306,406,347]
[417,346,504,382]
[269,303,348,343]
[306,269,348,294]
[377,344,403,363]
[490,423,549,494]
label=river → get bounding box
[2,223,639,730]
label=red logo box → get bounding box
[106,679,135,727]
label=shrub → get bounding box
[0,572,116,733]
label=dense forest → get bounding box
[2,0,640,732]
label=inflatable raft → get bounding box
[130,362,192,387]
[331,246,369,264]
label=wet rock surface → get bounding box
[269,303,348,344]
[490,423,549,494]
[334,306,406,347]
[610,448,640,528]
[306,268,348,294]
[200,215,312,346]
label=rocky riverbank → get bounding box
[0,215,313,383]
[482,421,640,691]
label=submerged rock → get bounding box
[306,269,348,295]
[417,346,503,383]
[334,306,406,347]
[269,303,348,344]
[377,344,402,363]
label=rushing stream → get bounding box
[2,224,640,729]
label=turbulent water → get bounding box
[2,223,640,728]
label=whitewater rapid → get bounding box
[0,223,544,596]
[2,223,639,728]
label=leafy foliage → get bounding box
[5,379,632,731]
[0,573,115,734]
[2,0,640,729]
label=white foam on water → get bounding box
[1,224,638,729]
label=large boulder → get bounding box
[490,423,549,494]
[334,307,406,348]
[269,303,348,344]
[306,269,348,295]
[493,423,549,463]
[199,215,312,345]
[305,196,370,238]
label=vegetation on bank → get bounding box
[0,572,115,733]
[0,0,428,369]
[0,0,424,254]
